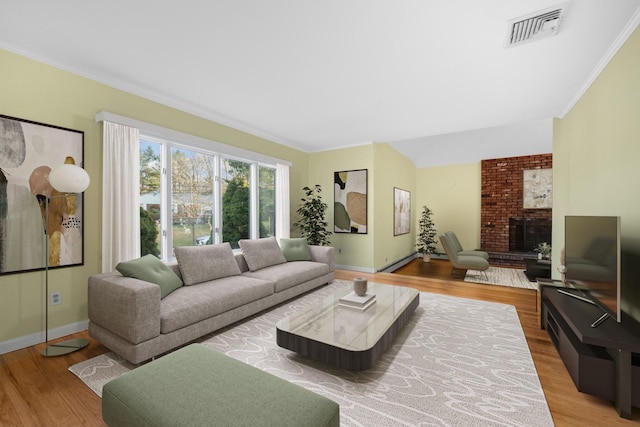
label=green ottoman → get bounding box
[102,344,340,427]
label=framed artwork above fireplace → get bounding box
[523,168,552,209]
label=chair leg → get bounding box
[466,269,488,281]
[451,267,467,279]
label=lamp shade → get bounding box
[48,164,90,193]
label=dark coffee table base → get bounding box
[524,258,551,282]
[277,294,419,371]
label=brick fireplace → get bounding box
[481,154,553,267]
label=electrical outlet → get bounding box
[338,248,342,254]
[50,292,61,306]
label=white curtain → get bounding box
[275,163,290,240]
[102,121,140,272]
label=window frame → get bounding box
[140,134,277,261]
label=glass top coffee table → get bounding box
[276,282,419,371]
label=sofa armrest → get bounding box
[88,272,161,344]
[308,245,335,272]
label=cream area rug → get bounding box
[70,280,553,427]
[464,266,536,290]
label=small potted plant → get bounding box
[293,185,332,246]
[416,206,438,262]
[534,242,552,260]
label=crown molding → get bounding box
[559,10,640,118]
[0,43,309,153]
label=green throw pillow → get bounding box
[116,254,183,299]
[279,238,311,262]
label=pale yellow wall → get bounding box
[372,143,416,270]
[5,22,639,348]
[307,143,418,272]
[308,145,375,270]
[0,48,309,345]
[416,163,482,253]
[552,26,640,279]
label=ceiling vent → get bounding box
[505,3,569,48]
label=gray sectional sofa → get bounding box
[88,237,335,364]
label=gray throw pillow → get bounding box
[239,237,287,272]
[174,243,241,286]
[279,238,311,261]
[116,254,183,299]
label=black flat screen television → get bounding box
[564,215,621,322]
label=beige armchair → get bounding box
[440,232,489,278]
[444,231,489,260]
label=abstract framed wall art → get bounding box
[393,187,410,236]
[0,114,85,275]
[523,168,552,209]
[334,169,367,234]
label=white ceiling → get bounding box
[2,1,640,167]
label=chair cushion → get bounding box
[455,255,490,270]
[116,254,183,299]
[458,250,490,260]
[439,234,458,262]
[174,243,241,286]
[239,237,287,271]
[445,231,489,259]
[279,238,311,261]
[445,231,464,253]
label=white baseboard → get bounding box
[378,253,419,272]
[335,264,376,274]
[0,320,89,355]
[338,252,431,274]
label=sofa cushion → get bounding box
[279,238,311,262]
[243,261,330,293]
[159,275,274,333]
[174,243,241,286]
[115,254,183,299]
[239,237,287,272]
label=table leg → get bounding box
[612,348,633,419]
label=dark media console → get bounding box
[540,284,640,419]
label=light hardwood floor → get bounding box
[1,264,637,426]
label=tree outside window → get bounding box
[172,148,214,248]
[221,159,250,249]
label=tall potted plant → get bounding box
[416,205,437,262]
[294,185,332,246]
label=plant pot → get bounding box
[423,254,432,263]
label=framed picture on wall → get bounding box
[523,168,552,209]
[334,169,367,234]
[393,187,410,236]
[0,114,85,275]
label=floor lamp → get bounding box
[42,163,91,357]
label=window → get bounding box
[171,147,215,249]
[259,166,276,238]
[221,158,251,249]
[140,140,162,257]
[139,138,276,259]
